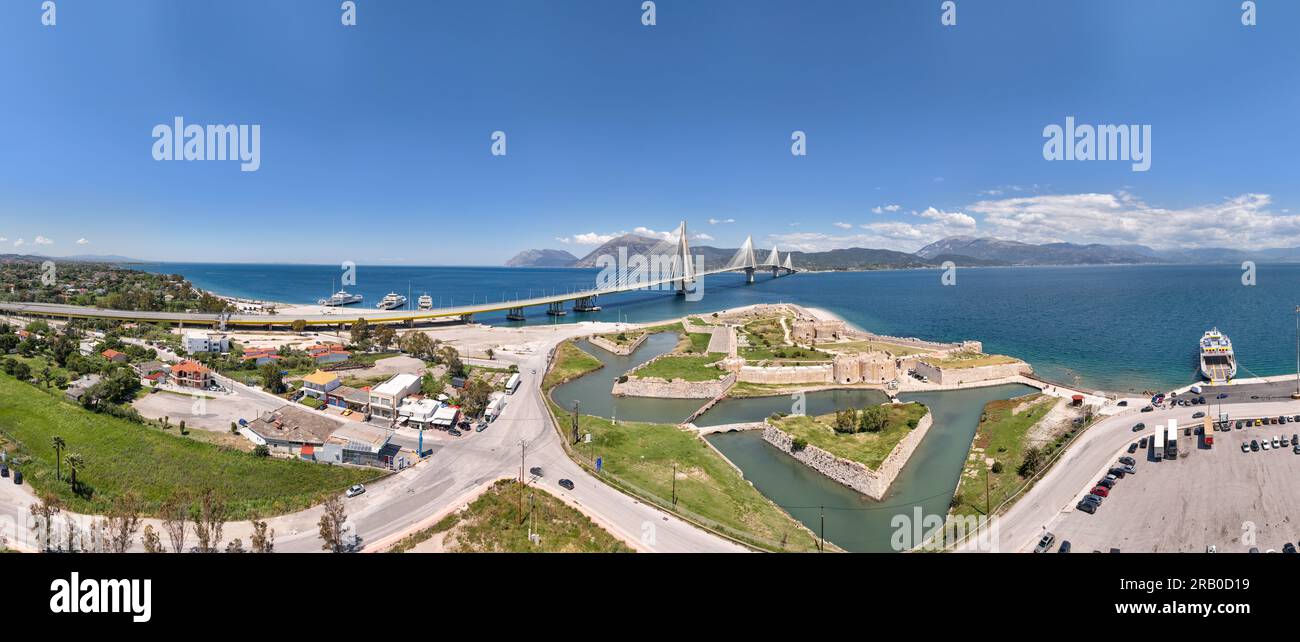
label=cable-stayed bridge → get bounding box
[0,222,798,329]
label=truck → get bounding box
[485,394,506,421]
[1153,425,1164,461]
[505,372,521,395]
[1165,420,1179,460]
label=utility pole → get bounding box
[671,463,677,508]
[819,506,825,553]
[518,439,527,522]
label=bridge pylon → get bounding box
[675,220,697,296]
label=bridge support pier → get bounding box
[461,314,473,323]
[547,302,567,316]
[506,307,526,321]
[572,296,601,312]
[406,319,415,328]
[745,267,755,284]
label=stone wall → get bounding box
[588,332,647,356]
[762,410,934,500]
[913,359,1029,385]
[613,372,736,399]
[737,363,834,384]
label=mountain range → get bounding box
[506,234,1300,270]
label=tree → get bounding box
[1018,446,1044,478]
[106,492,143,553]
[318,495,348,553]
[64,452,85,494]
[191,489,227,553]
[258,362,285,393]
[859,405,888,433]
[51,436,65,482]
[401,331,435,360]
[438,345,466,378]
[224,539,246,553]
[374,325,396,350]
[290,319,307,333]
[11,360,30,381]
[460,379,494,417]
[28,491,62,552]
[349,318,370,344]
[141,525,165,553]
[161,490,189,553]
[250,514,274,553]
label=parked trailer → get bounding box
[1165,420,1179,460]
[1153,426,1165,461]
[505,373,521,394]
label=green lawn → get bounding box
[388,479,634,553]
[928,352,1020,369]
[684,332,712,354]
[594,330,646,347]
[740,316,788,347]
[549,400,818,551]
[631,354,724,382]
[951,394,1056,517]
[769,402,928,470]
[739,345,832,364]
[0,372,384,519]
[821,340,933,357]
[543,341,604,389]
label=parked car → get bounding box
[1263,441,1271,450]
[558,478,575,490]
[1108,468,1126,478]
[1273,436,1281,449]
[345,484,365,498]
[1118,456,1136,466]
[12,470,21,485]
[1141,406,1154,413]
[1084,493,1105,505]
[1294,444,1300,454]
[1283,437,1290,448]
[1251,439,1260,451]
[529,466,543,477]
[1241,442,1250,453]
[1034,532,1056,553]
[1120,465,1137,474]
[0,465,7,478]
[1284,543,1298,554]
[1192,411,1205,419]
[448,428,463,437]
[1058,541,1072,553]
[1139,437,1148,448]
[1097,478,1115,489]
[1091,486,1110,497]
[1197,396,1206,404]
[1076,501,1097,514]
[1132,422,1146,432]
[1128,442,1139,454]
[475,422,488,433]
[1217,393,1229,399]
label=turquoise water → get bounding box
[143,262,1300,392]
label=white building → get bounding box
[398,397,443,429]
[369,373,423,419]
[183,331,230,354]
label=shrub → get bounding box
[790,437,808,452]
[990,461,1004,474]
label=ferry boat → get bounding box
[376,292,408,310]
[318,290,363,307]
[417,293,433,310]
[1199,328,1237,384]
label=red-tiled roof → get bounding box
[101,349,125,359]
[171,360,210,375]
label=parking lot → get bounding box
[1051,419,1300,552]
[133,387,283,432]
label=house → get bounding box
[301,370,341,399]
[430,405,461,430]
[244,405,341,455]
[101,349,128,363]
[368,373,422,420]
[397,397,443,429]
[306,343,350,364]
[325,385,371,413]
[64,374,102,402]
[242,347,283,367]
[183,331,230,354]
[328,423,395,468]
[171,360,213,390]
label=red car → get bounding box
[1090,486,1110,497]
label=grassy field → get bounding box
[544,341,604,389]
[951,394,1056,517]
[0,373,384,519]
[928,352,1020,369]
[632,354,724,382]
[740,315,789,347]
[683,332,712,354]
[821,340,934,356]
[595,330,646,347]
[549,400,818,551]
[388,479,634,553]
[739,345,832,364]
[770,402,928,470]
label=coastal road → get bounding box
[976,398,1300,553]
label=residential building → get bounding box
[101,348,127,363]
[368,373,422,420]
[301,370,341,399]
[242,347,283,367]
[171,360,214,390]
[397,397,442,429]
[183,331,230,354]
[244,405,341,455]
[64,374,102,403]
[430,405,461,429]
[306,342,350,364]
[328,423,396,468]
[325,385,371,414]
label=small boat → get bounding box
[318,290,363,307]
[376,292,408,310]
[417,293,433,310]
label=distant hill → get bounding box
[916,237,1159,265]
[505,248,579,267]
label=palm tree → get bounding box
[51,436,65,481]
[65,453,84,493]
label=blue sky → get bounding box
[1,0,1298,264]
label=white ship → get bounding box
[318,289,363,307]
[417,293,433,310]
[376,292,408,310]
[1199,328,1237,384]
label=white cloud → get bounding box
[708,218,735,225]
[556,232,619,245]
[76,238,90,245]
[34,236,53,245]
[0,237,6,243]
[556,225,711,246]
[832,222,853,230]
[13,238,24,247]
[871,204,901,214]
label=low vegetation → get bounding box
[951,394,1058,517]
[631,354,724,382]
[544,341,603,389]
[388,479,634,553]
[928,351,1019,369]
[0,372,383,519]
[769,402,928,470]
